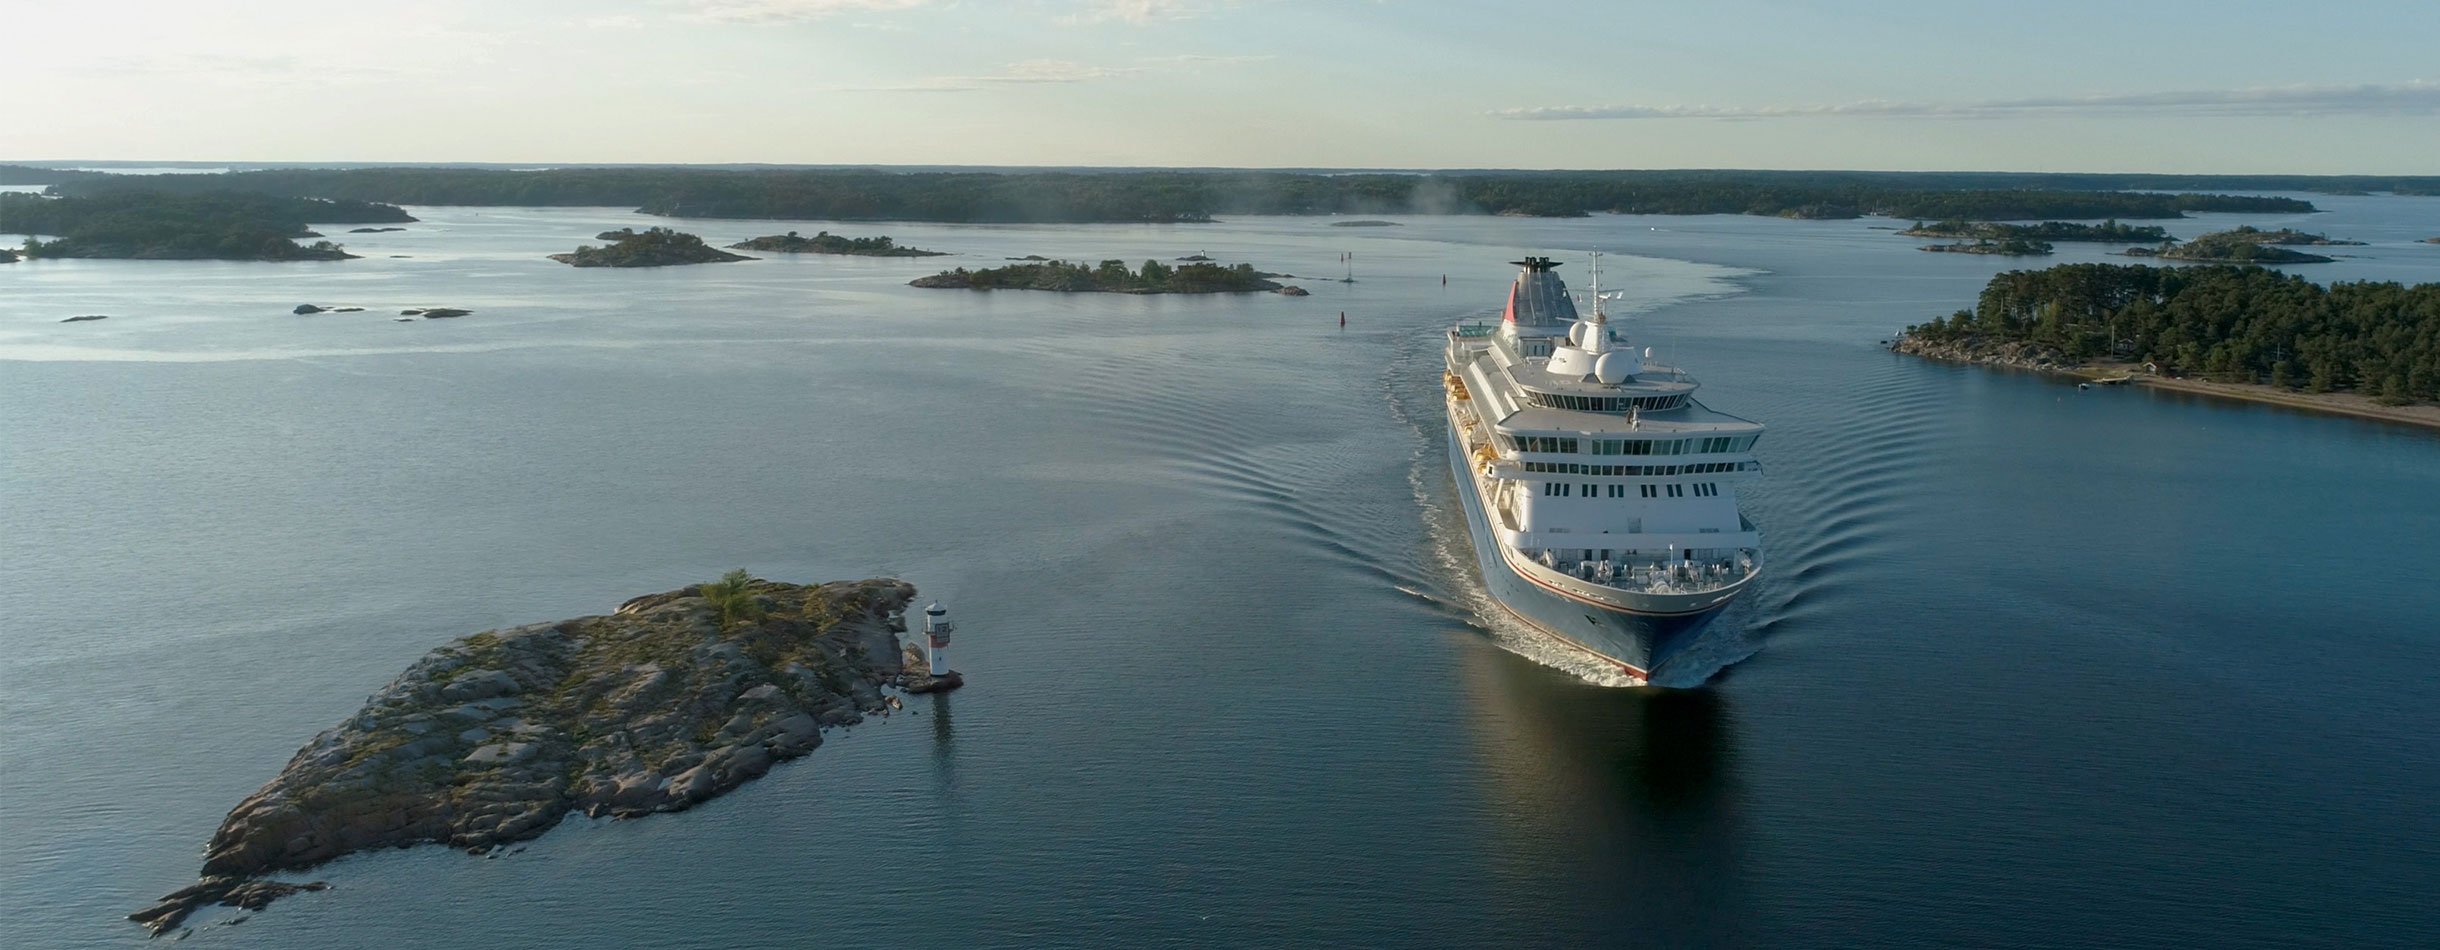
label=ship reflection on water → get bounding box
[1460,640,1751,946]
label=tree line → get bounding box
[913,259,1281,293]
[37,167,2320,223]
[0,192,411,261]
[1906,263,2440,403]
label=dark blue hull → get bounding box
[1446,415,1727,680]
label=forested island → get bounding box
[131,575,922,935]
[1895,263,2440,413]
[2125,227,2346,263]
[0,248,16,263]
[1901,219,2174,243]
[0,192,410,261]
[550,227,753,267]
[33,166,2330,223]
[1921,238,2053,256]
[911,259,1284,293]
[729,230,943,256]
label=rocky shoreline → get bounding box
[131,576,920,935]
[1890,334,2440,430]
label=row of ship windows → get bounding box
[1519,392,1689,413]
[1512,435,1761,455]
[1541,482,1725,498]
[1522,461,1755,476]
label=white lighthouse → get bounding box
[923,603,953,677]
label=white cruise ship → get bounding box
[1444,256,1764,682]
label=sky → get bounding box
[6,0,2437,173]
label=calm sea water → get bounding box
[4,197,2438,948]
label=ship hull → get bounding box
[1445,415,1730,681]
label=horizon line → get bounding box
[9,161,2440,180]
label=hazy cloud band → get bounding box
[1495,81,2440,121]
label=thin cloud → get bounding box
[1078,0,1199,23]
[838,54,1260,92]
[694,0,1210,24]
[689,0,932,23]
[1495,81,2440,121]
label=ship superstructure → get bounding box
[1444,255,1764,680]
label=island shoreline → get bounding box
[1891,339,2440,432]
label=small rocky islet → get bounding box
[552,227,752,267]
[131,575,929,935]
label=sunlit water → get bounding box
[4,197,2438,948]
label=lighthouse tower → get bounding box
[923,603,953,677]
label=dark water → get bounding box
[3,198,2437,948]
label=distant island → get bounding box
[0,192,410,261]
[1900,219,2173,243]
[1329,219,1400,227]
[33,166,2341,223]
[2124,226,2347,263]
[728,230,943,256]
[1893,263,2440,426]
[130,575,922,936]
[2214,226,2365,246]
[1920,238,2053,256]
[2424,237,2440,244]
[911,259,1285,294]
[551,227,753,267]
[0,248,16,263]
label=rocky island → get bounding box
[0,247,16,263]
[1919,239,2053,256]
[551,227,753,267]
[1899,219,2174,243]
[2125,226,2351,263]
[131,574,921,935]
[911,259,1283,294]
[729,230,943,256]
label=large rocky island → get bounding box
[730,230,943,256]
[1898,219,2174,243]
[911,258,1283,293]
[131,575,922,935]
[2125,226,2357,263]
[550,227,753,267]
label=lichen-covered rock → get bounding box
[131,577,916,935]
[1891,334,2074,371]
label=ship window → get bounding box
[1639,484,1656,498]
[1582,483,1597,497]
[1667,484,1683,497]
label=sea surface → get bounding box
[4,196,2438,948]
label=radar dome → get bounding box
[1594,351,1634,384]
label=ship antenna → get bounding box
[1589,251,1605,322]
